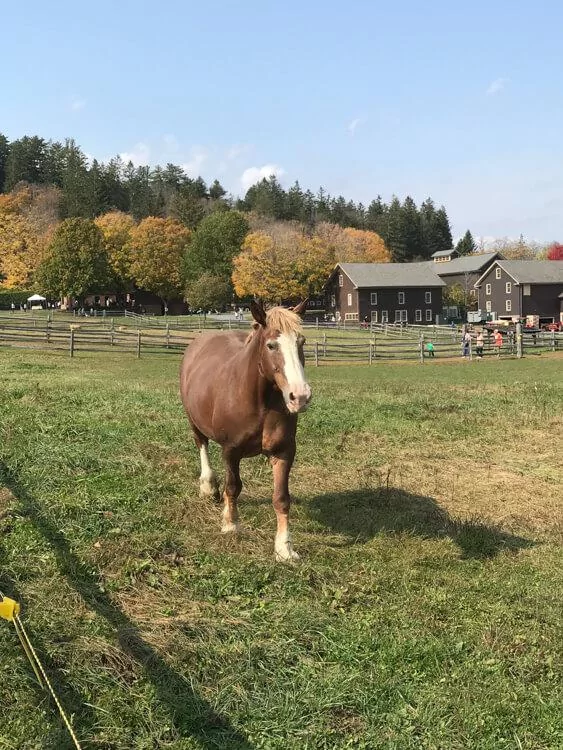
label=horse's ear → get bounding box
[250,299,267,327]
[291,298,308,318]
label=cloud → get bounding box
[119,142,151,166]
[347,117,366,135]
[181,146,208,176]
[240,164,285,192]
[486,78,507,96]
[227,144,251,161]
[70,97,86,111]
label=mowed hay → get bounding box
[0,348,562,750]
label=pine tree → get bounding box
[209,179,227,200]
[59,139,91,218]
[401,196,423,260]
[455,230,476,256]
[434,206,453,252]
[0,133,8,192]
[420,198,439,259]
[365,197,388,242]
[4,136,48,190]
[386,196,407,262]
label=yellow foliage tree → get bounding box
[128,217,191,301]
[340,227,390,263]
[0,188,51,289]
[94,211,135,287]
[232,232,305,302]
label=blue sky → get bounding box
[3,0,563,241]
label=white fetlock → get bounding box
[274,531,300,562]
[199,476,218,499]
[221,521,240,534]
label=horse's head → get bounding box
[251,299,312,414]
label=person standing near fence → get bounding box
[425,341,435,358]
[462,330,471,358]
[475,330,484,359]
[493,329,503,357]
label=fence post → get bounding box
[552,330,556,352]
[369,341,373,365]
[166,322,170,349]
[516,322,523,358]
[323,332,327,358]
[69,330,75,358]
[372,334,376,361]
[137,330,141,359]
[315,341,319,366]
[419,333,424,364]
[45,322,51,345]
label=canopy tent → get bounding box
[27,294,46,302]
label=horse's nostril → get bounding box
[289,392,296,402]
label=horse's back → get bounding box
[180,330,246,414]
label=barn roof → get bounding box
[339,262,446,288]
[432,252,501,276]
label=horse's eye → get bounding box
[267,341,278,351]
[297,335,306,346]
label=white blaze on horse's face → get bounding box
[276,332,312,414]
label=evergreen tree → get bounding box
[420,197,439,259]
[455,230,476,256]
[59,139,91,217]
[0,133,9,192]
[401,196,423,260]
[125,164,153,220]
[286,181,306,222]
[365,196,388,241]
[4,136,48,190]
[209,179,227,200]
[434,206,453,252]
[386,196,407,262]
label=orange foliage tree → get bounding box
[128,217,191,301]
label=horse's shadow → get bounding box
[307,487,535,559]
[0,462,253,749]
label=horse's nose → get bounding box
[288,383,312,411]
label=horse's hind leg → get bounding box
[221,448,242,534]
[191,424,220,502]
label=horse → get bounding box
[180,299,312,561]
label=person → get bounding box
[507,329,515,354]
[10,302,15,313]
[493,329,503,357]
[475,330,484,359]
[462,330,471,358]
[425,341,435,358]
[362,315,369,329]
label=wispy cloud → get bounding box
[227,144,251,161]
[241,164,285,192]
[70,97,86,111]
[119,142,151,166]
[181,146,208,176]
[347,116,366,135]
[486,77,507,96]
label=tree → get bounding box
[546,242,563,260]
[455,230,476,256]
[128,217,190,302]
[209,179,227,200]
[185,273,231,311]
[232,231,304,302]
[434,206,453,253]
[401,196,423,260]
[0,133,9,192]
[94,211,135,287]
[4,136,48,190]
[0,188,51,288]
[59,139,91,218]
[183,210,249,287]
[491,235,538,259]
[442,283,467,309]
[37,218,109,300]
[386,196,407,261]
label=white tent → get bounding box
[27,294,46,302]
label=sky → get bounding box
[3,0,563,242]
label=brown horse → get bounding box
[180,299,312,561]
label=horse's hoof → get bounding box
[221,522,240,534]
[274,548,300,563]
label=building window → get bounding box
[486,301,492,312]
[381,310,388,323]
[426,309,433,321]
[523,284,531,296]
[395,309,407,322]
[505,282,511,293]
[344,312,358,321]
[506,299,512,312]
[330,294,336,307]
[347,293,352,307]
[415,309,422,322]
[470,289,477,298]
[425,291,432,304]
[496,267,502,279]
[398,291,405,305]
[486,283,491,295]
[370,292,378,305]
[371,311,378,323]
[339,274,343,287]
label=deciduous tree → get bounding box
[128,217,190,302]
[185,273,232,311]
[183,210,248,287]
[94,211,135,287]
[546,242,563,260]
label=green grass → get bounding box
[0,349,562,749]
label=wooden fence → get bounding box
[0,315,561,363]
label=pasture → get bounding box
[0,349,562,749]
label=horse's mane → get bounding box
[266,306,303,335]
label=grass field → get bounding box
[0,349,562,749]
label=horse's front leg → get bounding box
[221,448,242,534]
[271,449,299,562]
